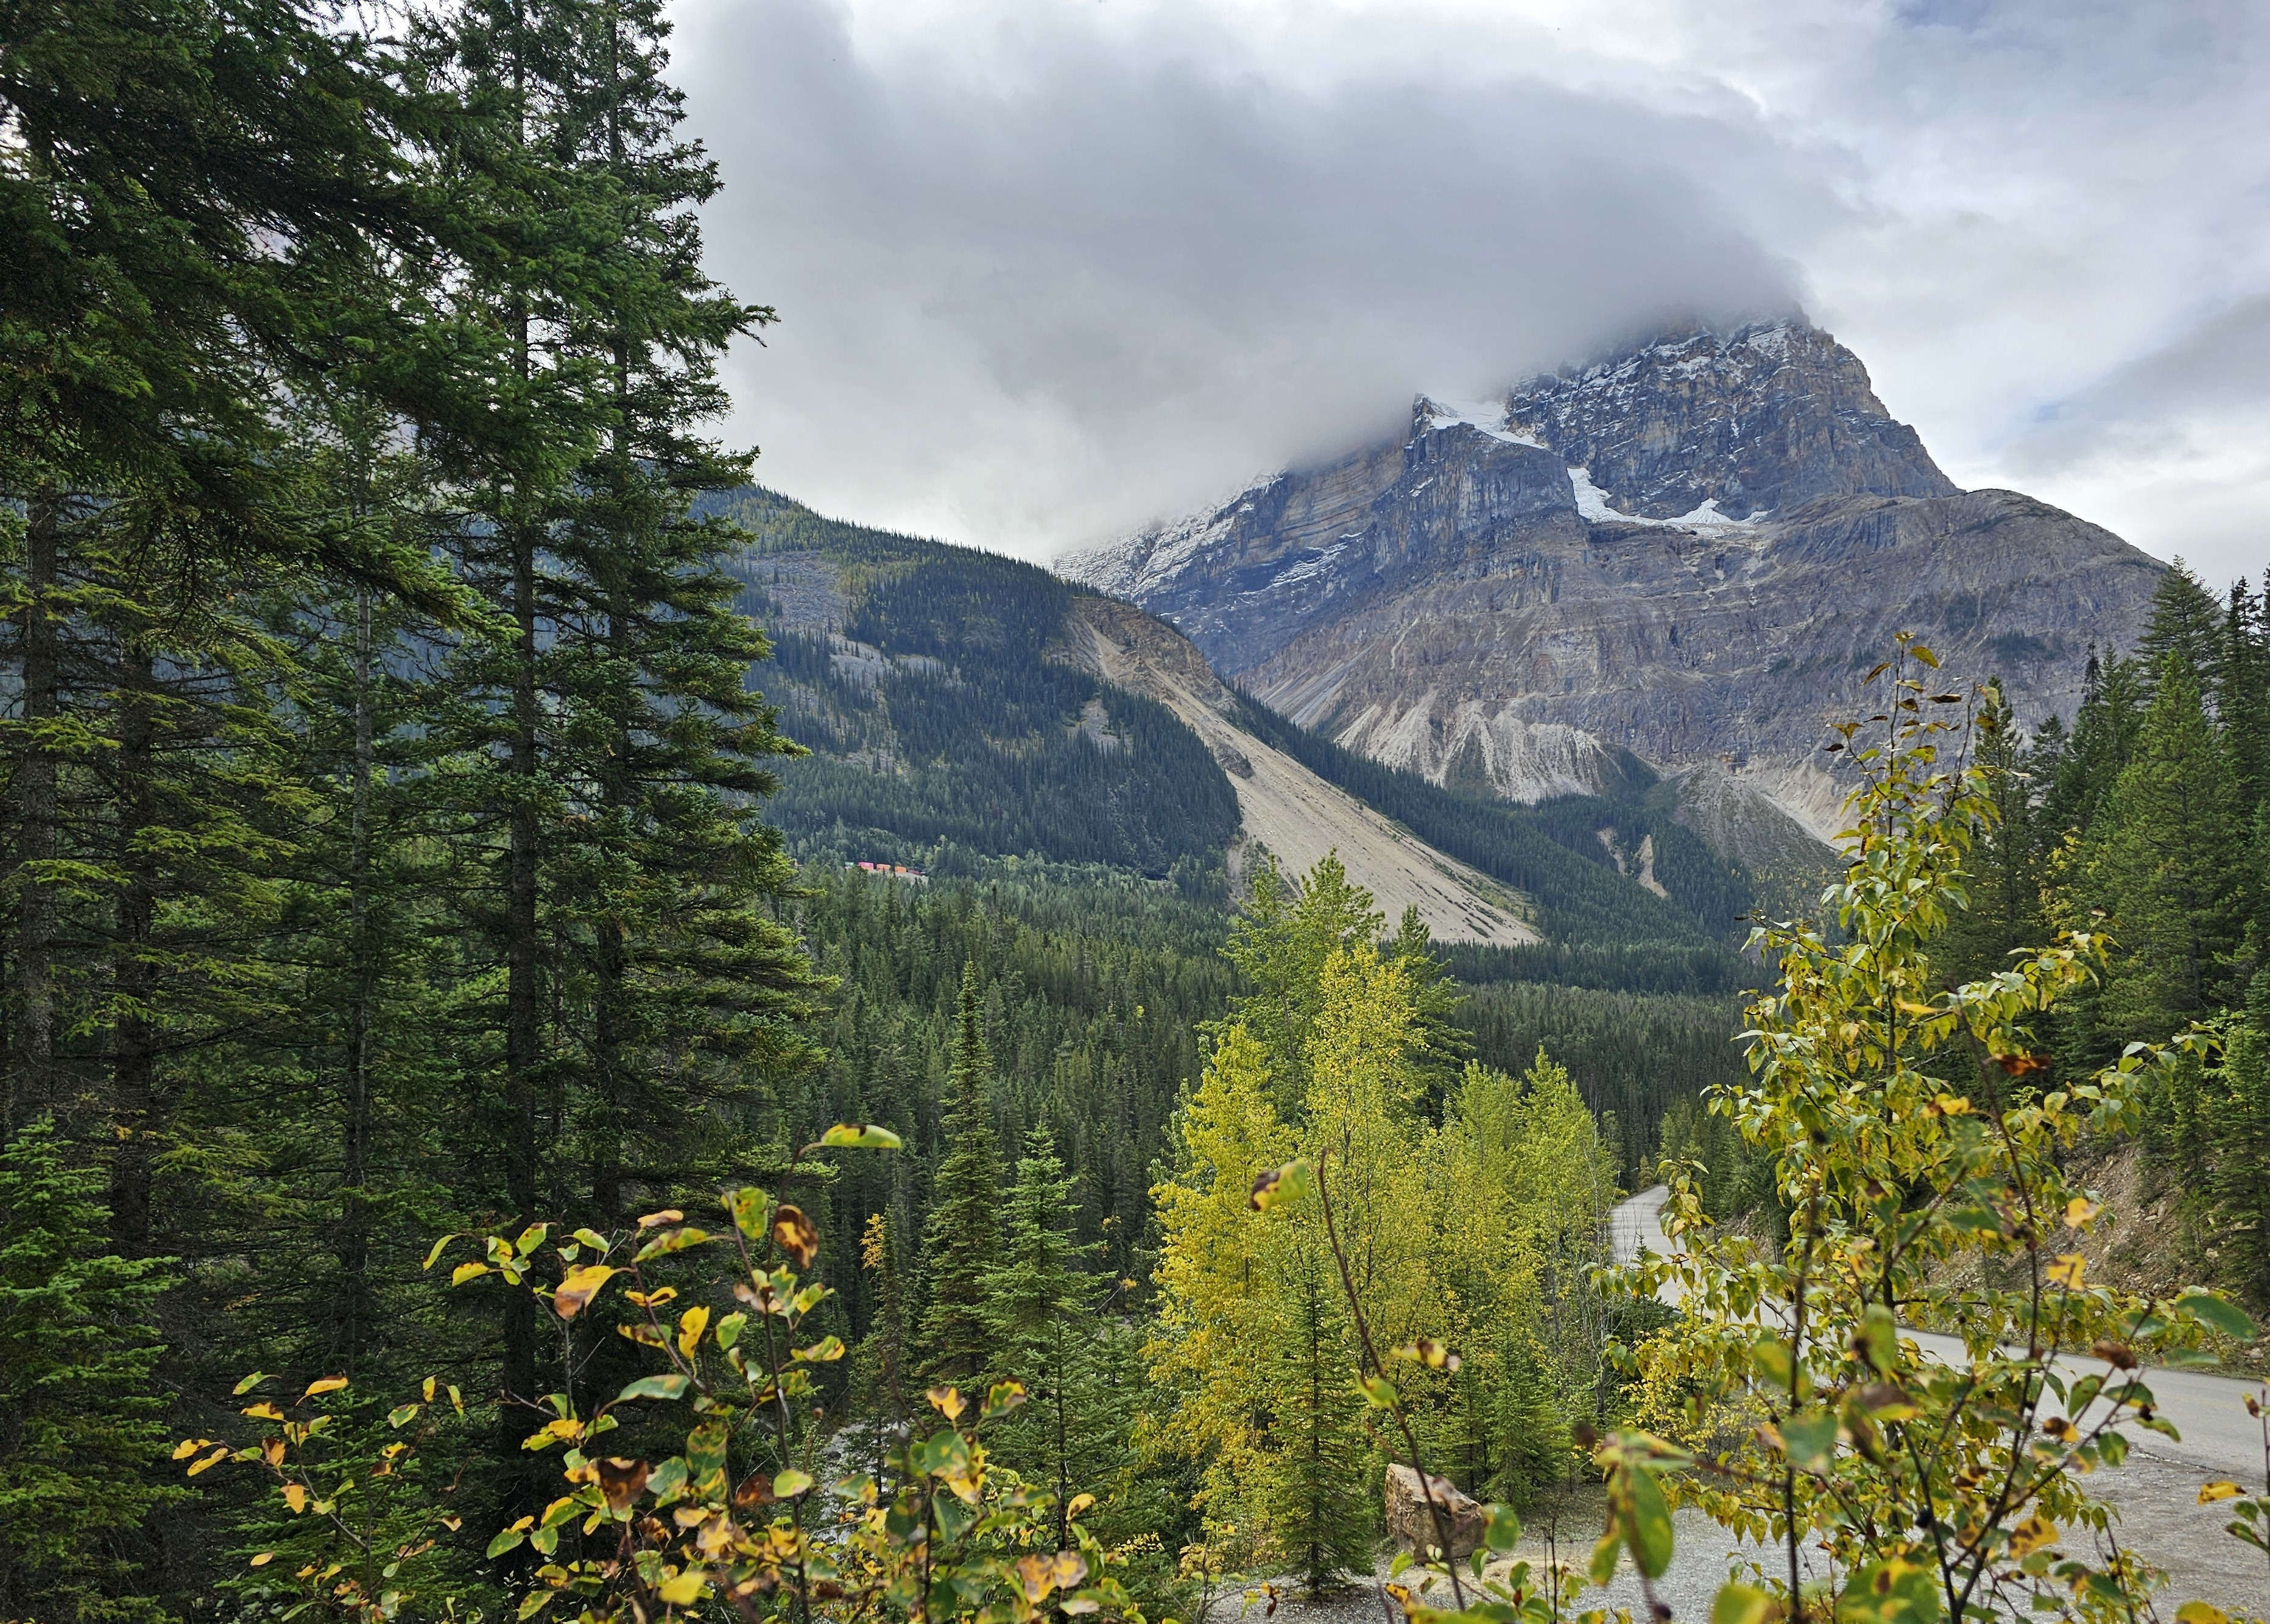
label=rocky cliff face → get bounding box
[1062,317,2163,847]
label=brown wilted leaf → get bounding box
[597,1458,650,1511]
[772,1204,820,1270]
[1998,1052,2050,1077]
[733,1470,778,1508]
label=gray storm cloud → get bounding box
[675,0,1822,558]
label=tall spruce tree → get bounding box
[2088,659,2251,1040]
[1941,682,2050,991]
[0,1121,177,1623]
[981,1123,1103,1547]
[2137,561,2227,703]
[920,965,1002,1384]
[1261,1238,1373,1592]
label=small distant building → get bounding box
[845,860,927,883]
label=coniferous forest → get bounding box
[6,5,2270,1624]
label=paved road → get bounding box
[1611,1186,2267,1478]
[1604,1186,2270,1610]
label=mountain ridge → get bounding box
[1060,315,2164,849]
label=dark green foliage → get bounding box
[1437,941,1743,996]
[793,860,1235,1311]
[1895,562,2270,1307]
[918,965,1004,1384]
[1463,983,1749,1187]
[981,1125,1111,1547]
[705,488,1241,876]
[2204,970,2270,1307]
[1263,1250,1376,1593]
[0,1122,177,1624]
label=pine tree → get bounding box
[855,1211,909,1474]
[2221,575,2269,822]
[2137,560,2227,701]
[0,1121,177,1623]
[1216,854,1384,1114]
[2207,970,2270,1308]
[981,1124,1103,1547]
[1940,682,2049,990]
[2046,646,2145,837]
[920,965,1002,1384]
[2088,658,2251,1041]
[1260,1238,1373,1593]
[1387,906,1475,1105]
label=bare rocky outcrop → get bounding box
[1383,1464,1487,1559]
[1062,317,2162,857]
[1052,598,1538,946]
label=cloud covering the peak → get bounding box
[677,0,2270,584]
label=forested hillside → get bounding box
[9,2,2266,1623]
[702,490,1239,882]
[1941,564,2270,1310]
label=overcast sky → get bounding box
[674,0,2270,587]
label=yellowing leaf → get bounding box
[1709,1583,1775,1624]
[187,1447,231,1477]
[1394,1338,1462,1371]
[423,1235,456,1270]
[2065,1196,2102,1228]
[553,1264,618,1321]
[451,1262,490,1286]
[637,1208,683,1230]
[2046,1254,2087,1290]
[242,1402,283,1421]
[250,1552,275,1567]
[816,1122,904,1150]
[232,1372,268,1397]
[302,1376,349,1401]
[772,1468,813,1498]
[1249,1159,1313,1212]
[771,1204,820,1269]
[2175,1605,2230,1624]
[677,1305,710,1358]
[925,1385,966,1422]
[284,1482,308,1513]
[172,1439,206,1461]
[654,1571,706,1606]
[1931,1093,1972,1116]
[2199,1481,2246,1503]
[2008,1514,2057,1557]
[1066,1492,1097,1519]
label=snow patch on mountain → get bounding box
[1567,466,1764,531]
[1060,471,1281,600]
[1414,395,1544,448]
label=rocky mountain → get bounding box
[1063,317,2163,859]
[711,487,1755,951]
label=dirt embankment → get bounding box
[1056,597,1539,948]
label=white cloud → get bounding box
[673,0,2270,585]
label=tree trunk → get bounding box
[339,589,376,1370]
[12,487,59,1131]
[108,642,157,1251]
